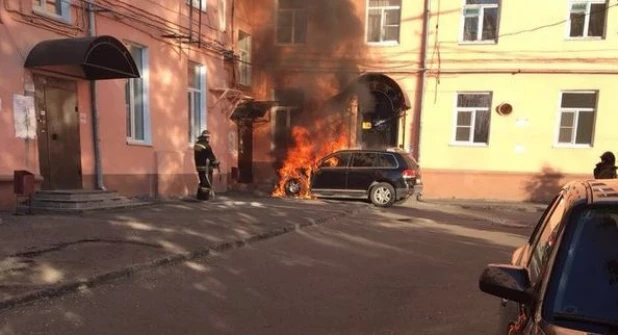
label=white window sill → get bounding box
[458,40,497,45]
[127,139,152,147]
[449,142,489,147]
[565,37,604,41]
[32,7,70,24]
[275,42,307,47]
[366,41,400,47]
[553,143,592,149]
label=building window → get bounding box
[186,0,206,11]
[238,31,252,86]
[188,62,207,143]
[461,0,499,43]
[272,89,304,150]
[453,93,492,145]
[125,43,150,144]
[218,0,226,31]
[568,0,606,38]
[557,91,597,146]
[276,0,307,44]
[367,0,401,44]
[32,0,71,22]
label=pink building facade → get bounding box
[0,0,257,209]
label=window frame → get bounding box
[271,106,297,151]
[275,0,307,45]
[218,0,226,31]
[451,91,492,147]
[459,0,500,44]
[186,0,207,12]
[187,61,207,145]
[350,152,380,169]
[238,30,252,87]
[32,0,71,23]
[565,0,607,40]
[554,90,598,148]
[125,42,151,146]
[318,152,352,169]
[365,0,402,46]
[526,195,568,285]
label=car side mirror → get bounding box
[478,264,533,305]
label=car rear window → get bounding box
[547,206,618,324]
[399,153,418,168]
[375,154,398,168]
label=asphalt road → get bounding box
[0,203,539,335]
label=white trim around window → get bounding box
[459,0,500,44]
[270,106,296,151]
[565,0,607,40]
[365,0,402,46]
[32,0,71,23]
[275,0,307,45]
[451,92,492,146]
[186,0,207,12]
[238,30,252,86]
[125,42,151,146]
[553,90,598,148]
[188,62,208,145]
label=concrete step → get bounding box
[32,190,121,202]
[17,189,155,214]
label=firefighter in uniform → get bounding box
[193,130,219,200]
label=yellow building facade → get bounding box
[419,0,618,201]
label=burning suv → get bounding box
[281,148,422,207]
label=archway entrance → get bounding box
[351,74,410,149]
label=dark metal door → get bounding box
[237,121,253,183]
[34,76,82,190]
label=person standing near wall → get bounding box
[193,130,219,200]
[593,151,617,179]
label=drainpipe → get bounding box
[87,0,105,190]
[415,0,431,162]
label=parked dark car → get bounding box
[284,148,422,207]
[478,179,618,335]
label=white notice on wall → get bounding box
[515,145,526,154]
[13,94,37,139]
[515,118,529,127]
[80,113,87,124]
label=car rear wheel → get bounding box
[369,182,395,207]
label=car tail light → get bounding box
[402,169,416,179]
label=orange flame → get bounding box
[272,122,349,198]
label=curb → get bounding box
[0,204,368,313]
[418,199,546,213]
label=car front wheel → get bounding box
[369,182,395,207]
[284,178,303,196]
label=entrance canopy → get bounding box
[24,36,140,80]
[335,73,412,111]
[230,100,276,123]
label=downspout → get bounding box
[415,0,431,162]
[87,0,105,190]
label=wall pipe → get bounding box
[415,0,431,162]
[87,0,105,190]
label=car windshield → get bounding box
[548,206,618,326]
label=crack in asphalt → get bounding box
[9,239,163,259]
